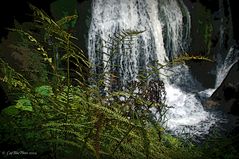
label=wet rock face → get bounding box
[223,83,237,101]
[204,99,219,109]
[0,85,10,110]
[203,60,239,135]
[205,60,239,115]
[231,100,239,116]
[221,83,239,116]
[203,60,239,134]
[183,0,239,91]
[225,83,239,116]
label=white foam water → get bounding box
[162,64,221,137]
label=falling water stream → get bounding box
[87,0,237,138]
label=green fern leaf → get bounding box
[15,98,33,112]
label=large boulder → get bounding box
[204,60,239,133]
[205,60,239,114]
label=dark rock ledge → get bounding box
[204,60,239,134]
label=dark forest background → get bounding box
[0,0,238,41]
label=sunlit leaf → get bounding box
[15,98,33,112]
[35,85,53,96]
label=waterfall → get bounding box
[88,0,167,82]
[87,0,220,137]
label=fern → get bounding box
[0,58,31,92]
[7,28,54,68]
[172,53,214,64]
[56,15,78,27]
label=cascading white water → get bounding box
[88,0,220,137]
[215,46,239,88]
[163,65,218,137]
[88,0,167,77]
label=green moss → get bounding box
[195,2,213,54]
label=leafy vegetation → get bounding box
[0,4,238,159]
[194,2,213,54]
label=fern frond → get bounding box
[0,58,31,92]
[172,54,213,64]
[124,29,146,36]
[91,103,136,127]
[45,127,84,139]
[117,143,146,158]
[7,28,54,69]
[45,139,82,149]
[112,126,134,155]
[42,122,94,128]
[56,15,78,27]
[29,4,59,27]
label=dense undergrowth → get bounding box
[0,5,238,159]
